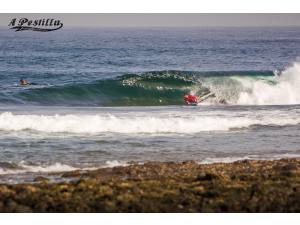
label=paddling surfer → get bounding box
[19,78,38,86]
[19,78,29,85]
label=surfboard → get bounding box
[198,92,215,103]
[187,102,198,106]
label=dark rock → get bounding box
[0,158,299,212]
[196,173,218,181]
[61,170,82,178]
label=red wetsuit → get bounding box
[184,94,198,104]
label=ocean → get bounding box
[0,27,300,183]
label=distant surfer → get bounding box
[19,78,37,86]
[19,78,29,85]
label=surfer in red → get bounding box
[184,94,198,105]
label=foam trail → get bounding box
[236,61,300,105]
[104,160,129,168]
[0,162,77,175]
[0,160,129,175]
[0,111,299,134]
[200,153,300,164]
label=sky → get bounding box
[1,13,300,27]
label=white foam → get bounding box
[0,111,300,134]
[0,162,77,175]
[200,156,252,164]
[0,160,130,175]
[103,160,129,168]
[200,153,300,164]
[0,111,299,134]
[236,61,300,105]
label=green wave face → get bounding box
[17,70,275,106]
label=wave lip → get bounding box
[236,61,300,105]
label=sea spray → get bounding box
[237,61,300,105]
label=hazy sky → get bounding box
[1,14,300,27]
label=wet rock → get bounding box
[0,158,299,212]
[61,170,82,178]
[196,173,218,181]
[33,176,49,183]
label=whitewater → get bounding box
[235,61,300,105]
[0,107,299,134]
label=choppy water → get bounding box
[0,27,300,183]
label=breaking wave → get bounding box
[6,61,300,106]
[0,111,299,134]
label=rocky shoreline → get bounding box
[0,158,299,212]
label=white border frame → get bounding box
[0,0,300,13]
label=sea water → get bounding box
[0,27,300,183]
